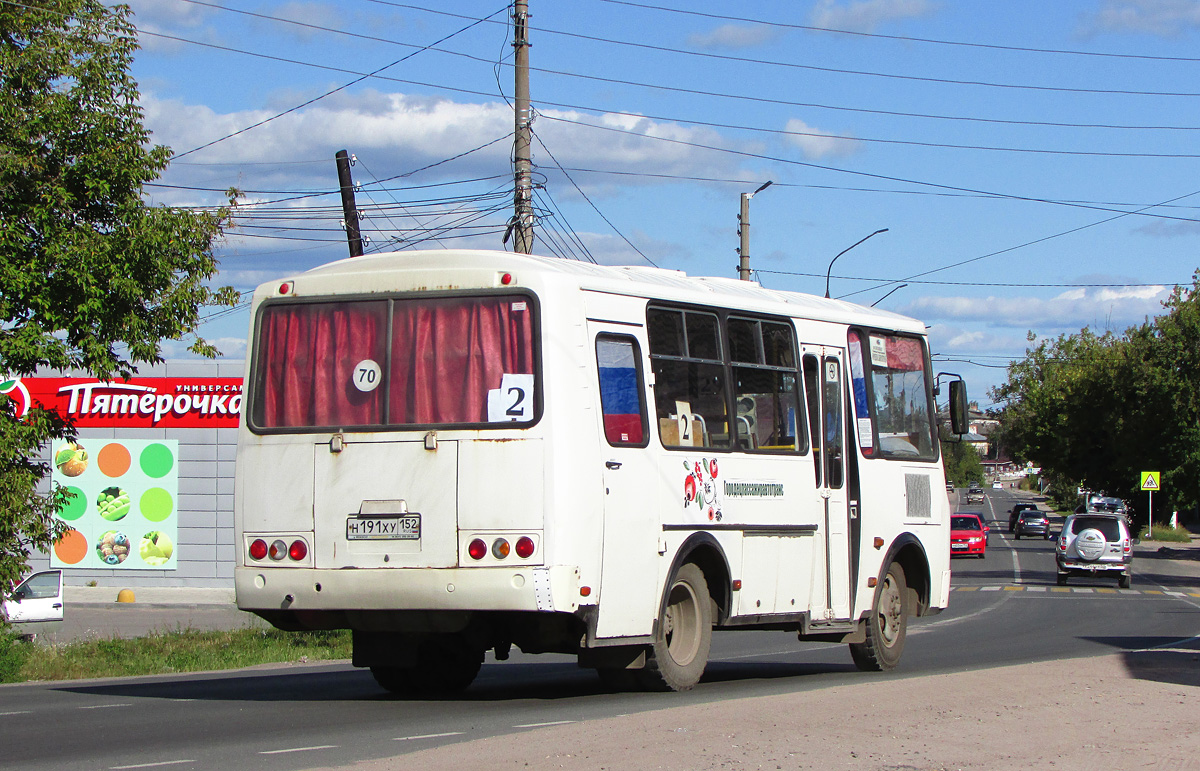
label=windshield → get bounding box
[952,516,982,530]
[250,294,537,430]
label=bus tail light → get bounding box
[268,539,288,560]
[289,540,308,561]
[515,536,535,559]
[468,538,487,560]
[491,538,511,559]
[249,539,268,561]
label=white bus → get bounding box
[234,249,967,693]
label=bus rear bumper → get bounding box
[235,565,580,615]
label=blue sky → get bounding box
[126,0,1200,408]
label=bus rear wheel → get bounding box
[849,561,908,672]
[639,563,712,691]
[370,636,482,696]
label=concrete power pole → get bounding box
[511,0,535,254]
[737,180,772,280]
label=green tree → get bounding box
[940,436,984,487]
[0,0,235,600]
[992,273,1200,526]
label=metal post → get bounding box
[825,228,888,298]
[335,149,363,257]
[511,0,535,254]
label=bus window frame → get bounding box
[595,333,651,449]
[846,326,939,463]
[647,303,806,456]
[246,288,543,435]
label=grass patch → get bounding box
[4,627,350,684]
[1139,524,1193,543]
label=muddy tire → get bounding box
[638,563,712,691]
[850,561,908,672]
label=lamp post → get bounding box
[824,228,888,299]
[737,180,773,281]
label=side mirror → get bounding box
[948,379,968,435]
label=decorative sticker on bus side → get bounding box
[682,458,723,521]
[486,373,535,422]
[352,359,382,393]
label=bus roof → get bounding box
[267,249,927,334]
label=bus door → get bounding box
[589,322,659,639]
[802,348,852,621]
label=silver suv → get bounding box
[1055,512,1132,588]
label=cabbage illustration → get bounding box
[140,531,174,566]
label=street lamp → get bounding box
[824,228,888,299]
[737,180,773,281]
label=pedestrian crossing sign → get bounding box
[1140,471,1160,491]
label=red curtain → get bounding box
[389,296,534,425]
[256,302,387,427]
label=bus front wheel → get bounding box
[639,562,712,691]
[849,561,908,672]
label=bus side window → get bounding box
[803,354,822,486]
[596,336,647,447]
[648,308,729,449]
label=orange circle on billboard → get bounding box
[54,528,88,564]
[97,443,132,477]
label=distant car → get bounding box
[992,481,1003,489]
[2,569,64,630]
[1009,503,1039,532]
[1014,509,1050,539]
[951,513,988,558]
[1055,513,1132,588]
[946,481,955,493]
[966,485,984,504]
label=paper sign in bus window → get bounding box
[487,373,535,422]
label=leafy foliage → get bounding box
[991,273,1200,526]
[0,1,235,600]
[940,436,984,487]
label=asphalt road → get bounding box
[4,488,1198,771]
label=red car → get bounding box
[951,513,988,558]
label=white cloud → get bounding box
[809,0,937,32]
[782,118,860,158]
[900,285,1171,331]
[1081,0,1200,37]
[687,24,781,49]
[269,2,343,41]
[1134,217,1200,237]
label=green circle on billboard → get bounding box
[59,486,87,521]
[140,443,174,478]
[139,487,173,522]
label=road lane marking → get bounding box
[0,710,32,716]
[111,761,197,770]
[393,732,464,741]
[259,745,338,755]
[980,586,1001,592]
[514,720,575,728]
[79,703,132,710]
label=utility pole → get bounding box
[511,0,535,254]
[335,149,364,257]
[736,180,772,280]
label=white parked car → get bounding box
[2,570,64,628]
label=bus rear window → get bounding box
[251,294,537,430]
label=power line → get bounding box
[363,1,1200,98]
[596,0,1200,64]
[170,4,509,159]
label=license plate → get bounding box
[347,515,420,540]
[952,543,967,549]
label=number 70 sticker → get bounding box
[487,373,535,422]
[352,359,382,392]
